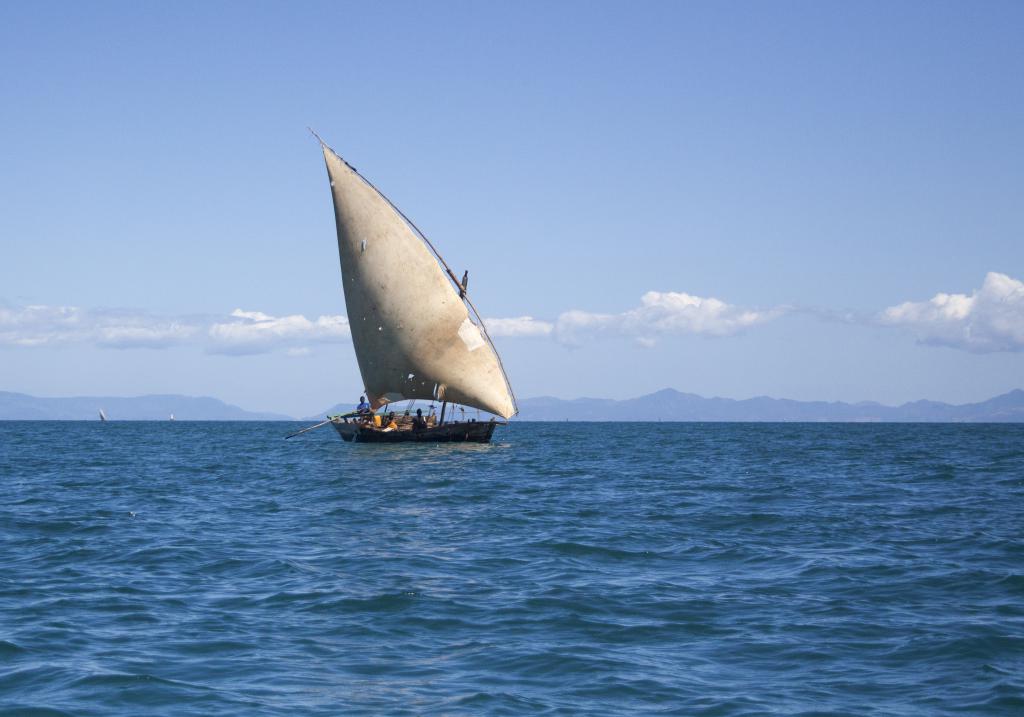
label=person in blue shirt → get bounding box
[356,396,370,413]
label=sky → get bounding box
[1,1,1022,417]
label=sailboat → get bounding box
[314,134,517,443]
[99,409,107,422]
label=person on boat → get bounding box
[385,413,398,430]
[354,395,371,424]
[412,408,427,431]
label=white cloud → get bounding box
[0,305,198,349]
[95,323,198,349]
[207,309,350,355]
[554,291,782,345]
[880,272,1024,353]
[0,305,348,355]
[230,309,275,322]
[485,316,554,337]
[0,305,83,347]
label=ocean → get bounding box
[1,421,1021,715]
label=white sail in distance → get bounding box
[320,143,517,419]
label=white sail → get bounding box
[99,409,107,422]
[321,144,516,419]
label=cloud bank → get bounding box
[208,309,350,355]
[0,305,198,349]
[880,272,1024,353]
[11,273,1020,357]
[2,288,779,355]
[0,306,349,355]
[554,291,782,345]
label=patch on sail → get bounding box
[383,392,405,402]
[457,317,485,352]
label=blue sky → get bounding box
[1,1,1022,416]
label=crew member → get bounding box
[412,408,427,430]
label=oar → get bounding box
[284,418,333,439]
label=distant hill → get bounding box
[0,392,292,421]
[513,388,1024,422]
[7,388,1023,422]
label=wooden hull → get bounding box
[331,420,497,443]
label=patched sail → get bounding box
[321,144,516,419]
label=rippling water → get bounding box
[1,421,1022,715]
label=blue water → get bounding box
[1,422,1022,715]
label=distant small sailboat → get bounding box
[169,413,175,421]
[306,133,517,443]
[99,409,107,422]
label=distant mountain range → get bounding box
[0,392,291,421]
[514,388,1024,422]
[3,389,1023,422]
